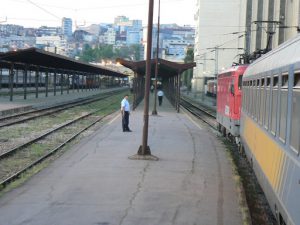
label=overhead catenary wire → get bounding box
[26,0,61,20]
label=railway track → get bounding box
[0,89,124,128]
[180,97,217,130]
[0,97,121,189]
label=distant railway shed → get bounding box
[0,48,128,101]
[117,58,195,111]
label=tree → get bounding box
[182,48,194,90]
[79,44,141,63]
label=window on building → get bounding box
[279,73,289,142]
[290,72,300,153]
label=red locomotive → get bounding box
[216,65,248,143]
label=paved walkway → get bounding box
[0,94,245,225]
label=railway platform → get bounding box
[0,94,247,225]
[0,87,126,116]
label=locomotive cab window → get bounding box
[290,71,300,153]
[279,73,288,143]
[238,75,243,90]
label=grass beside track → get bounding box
[0,91,131,193]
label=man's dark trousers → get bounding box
[122,111,130,131]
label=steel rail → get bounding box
[180,98,217,130]
[0,89,123,128]
[0,112,110,189]
[0,112,93,160]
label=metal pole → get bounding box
[9,63,14,101]
[61,72,63,95]
[215,47,218,77]
[133,72,137,110]
[67,73,70,94]
[54,70,57,96]
[0,68,2,91]
[35,66,39,98]
[139,0,154,156]
[177,74,181,113]
[152,0,160,115]
[24,65,28,100]
[45,69,49,97]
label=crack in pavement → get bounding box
[118,162,150,225]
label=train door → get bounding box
[234,74,243,115]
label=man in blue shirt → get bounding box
[121,94,132,132]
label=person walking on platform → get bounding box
[157,89,164,106]
[150,84,154,93]
[121,94,132,132]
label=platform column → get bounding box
[132,72,137,110]
[23,65,28,100]
[54,70,57,96]
[67,72,70,94]
[60,71,63,95]
[0,68,2,91]
[177,73,181,113]
[45,68,49,97]
[9,63,14,101]
[15,69,18,89]
[35,66,39,98]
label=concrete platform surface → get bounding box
[0,96,244,225]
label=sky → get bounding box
[1,0,196,28]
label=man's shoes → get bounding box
[124,129,132,132]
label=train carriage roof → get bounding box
[0,48,128,78]
[244,34,300,78]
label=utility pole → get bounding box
[129,0,158,161]
[207,47,244,77]
[152,0,160,115]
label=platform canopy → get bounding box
[116,58,196,78]
[0,48,127,78]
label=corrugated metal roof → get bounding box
[0,48,127,77]
[116,58,195,78]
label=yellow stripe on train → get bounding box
[243,116,286,192]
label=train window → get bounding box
[290,72,300,153]
[242,81,249,112]
[249,80,252,115]
[270,76,279,135]
[259,78,265,125]
[238,75,243,90]
[252,80,256,117]
[279,74,288,143]
[265,77,271,129]
[256,79,260,121]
